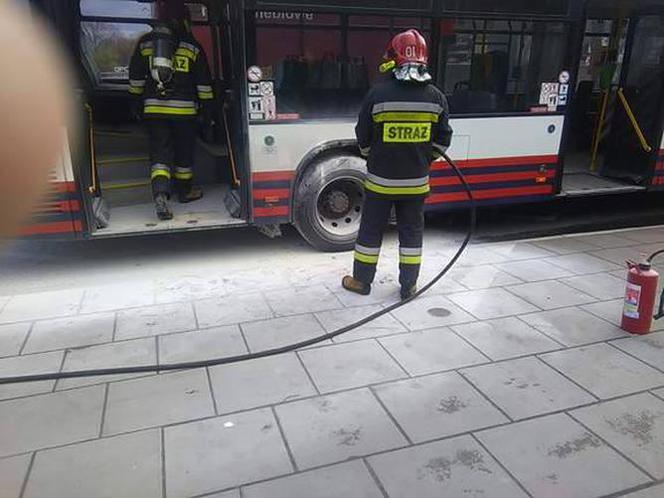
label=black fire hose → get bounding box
[0,152,475,385]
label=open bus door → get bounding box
[602,12,664,185]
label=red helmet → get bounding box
[383,29,429,67]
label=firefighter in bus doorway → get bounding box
[342,29,453,300]
[128,0,214,221]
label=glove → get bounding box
[199,102,216,129]
[130,99,143,122]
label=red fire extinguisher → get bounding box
[621,260,659,335]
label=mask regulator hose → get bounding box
[0,152,475,385]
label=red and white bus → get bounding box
[22,0,664,250]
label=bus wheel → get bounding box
[293,155,366,252]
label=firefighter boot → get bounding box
[400,284,417,300]
[342,275,371,296]
[178,186,204,204]
[154,193,173,221]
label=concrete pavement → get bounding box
[2,226,664,497]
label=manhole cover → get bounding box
[428,307,451,317]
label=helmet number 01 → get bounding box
[405,46,417,58]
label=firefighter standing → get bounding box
[343,29,453,300]
[128,0,214,220]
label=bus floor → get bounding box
[561,151,644,196]
[92,183,246,237]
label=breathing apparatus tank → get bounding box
[150,23,176,95]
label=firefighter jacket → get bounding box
[355,78,452,199]
[128,29,214,118]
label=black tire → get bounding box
[293,154,366,252]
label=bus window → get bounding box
[440,19,569,114]
[248,11,430,120]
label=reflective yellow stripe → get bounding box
[365,180,430,195]
[140,48,154,56]
[399,255,422,265]
[354,251,379,264]
[197,91,214,100]
[174,47,196,60]
[151,170,171,180]
[373,112,439,123]
[128,86,144,95]
[173,172,193,180]
[144,106,197,116]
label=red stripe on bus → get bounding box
[431,154,558,171]
[253,188,290,200]
[252,171,294,182]
[659,149,664,157]
[426,185,554,203]
[254,206,289,217]
[430,170,555,186]
[49,182,78,193]
[19,219,82,236]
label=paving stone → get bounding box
[460,356,594,420]
[389,294,475,330]
[315,305,406,343]
[103,368,214,435]
[488,241,557,260]
[275,389,406,470]
[448,265,523,290]
[115,302,196,340]
[298,340,406,393]
[567,232,637,249]
[455,246,509,267]
[0,454,31,498]
[164,408,292,497]
[58,337,156,390]
[448,288,539,320]
[622,483,664,497]
[154,275,227,304]
[368,435,527,498]
[0,350,63,401]
[241,314,327,352]
[540,343,664,399]
[194,292,273,328]
[621,228,664,244]
[507,280,597,311]
[0,289,83,323]
[159,325,247,363]
[379,328,487,376]
[23,312,115,354]
[80,283,155,313]
[520,307,628,346]
[545,253,622,275]
[0,296,9,313]
[612,332,664,371]
[476,413,649,498]
[373,372,508,442]
[0,385,104,457]
[532,237,598,255]
[589,246,644,265]
[451,317,560,360]
[571,393,664,478]
[209,353,316,414]
[242,461,383,498]
[0,323,30,358]
[496,259,575,281]
[265,285,343,316]
[24,429,161,498]
[581,299,625,327]
[203,491,240,498]
[560,272,627,300]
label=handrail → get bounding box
[84,103,98,194]
[590,90,610,172]
[617,87,653,153]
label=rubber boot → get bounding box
[400,284,417,300]
[154,193,173,221]
[342,275,371,296]
[178,186,204,204]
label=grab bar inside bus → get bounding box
[617,87,653,153]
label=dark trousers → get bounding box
[148,119,197,198]
[353,195,425,288]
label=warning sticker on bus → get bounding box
[623,282,641,319]
[383,123,431,143]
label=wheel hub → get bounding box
[326,190,351,216]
